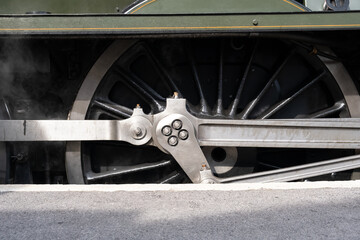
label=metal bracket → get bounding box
[154,113,209,183]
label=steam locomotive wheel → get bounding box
[66,38,360,184]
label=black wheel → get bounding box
[66,38,359,183]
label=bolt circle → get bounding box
[168,136,179,146]
[161,126,172,136]
[172,120,182,130]
[178,129,189,140]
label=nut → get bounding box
[178,129,189,140]
[168,136,178,146]
[172,120,182,130]
[161,126,172,136]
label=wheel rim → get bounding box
[66,38,359,184]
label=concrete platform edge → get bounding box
[1,180,360,192]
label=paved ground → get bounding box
[0,182,360,240]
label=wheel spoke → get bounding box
[142,43,182,97]
[228,41,259,117]
[117,68,165,101]
[258,71,326,119]
[159,172,182,184]
[85,160,172,181]
[239,49,295,119]
[305,100,346,118]
[215,40,224,116]
[93,100,133,119]
[187,44,210,114]
[257,162,281,169]
[1,98,12,119]
[114,68,165,112]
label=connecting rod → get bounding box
[2,97,360,183]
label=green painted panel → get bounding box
[126,0,307,14]
[0,0,134,14]
[0,0,308,14]
[0,12,359,35]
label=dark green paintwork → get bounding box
[126,0,306,14]
[0,0,133,14]
[0,12,359,35]
[0,0,307,14]
[0,0,358,35]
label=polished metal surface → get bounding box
[0,116,152,146]
[197,118,360,149]
[155,114,206,183]
[3,97,360,183]
[213,154,360,183]
[3,115,360,149]
[203,147,238,175]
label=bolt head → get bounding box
[161,126,172,136]
[168,136,178,146]
[252,19,258,26]
[178,129,189,140]
[131,125,146,140]
[134,127,142,136]
[172,120,182,130]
